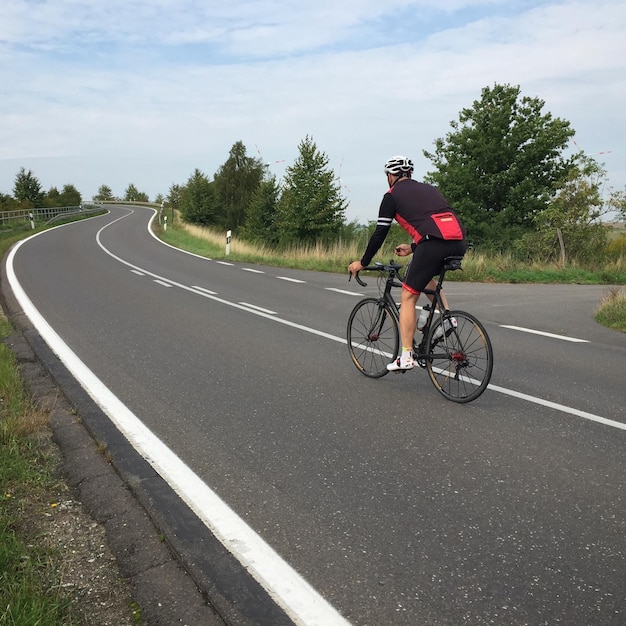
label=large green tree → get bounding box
[124,183,149,202]
[423,83,576,248]
[213,141,264,232]
[59,183,81,206]
[242,175,281,245]
[13,167,44,208]
[275,135,347,247]
[94,185,114,201]
[179,169,216,226]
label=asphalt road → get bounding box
[5,206,626,625]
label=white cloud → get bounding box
[1,0,625,222]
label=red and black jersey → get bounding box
[360,179,466,266]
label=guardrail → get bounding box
[0,205,101,226]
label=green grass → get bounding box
[594,288,626,332]
[159,218,626,283]
[0,315,75,625]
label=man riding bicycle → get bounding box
[348,155,467,371]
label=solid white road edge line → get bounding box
[501,324,589,343]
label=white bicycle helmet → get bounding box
[384,155,414,176]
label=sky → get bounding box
[1,0,625,224]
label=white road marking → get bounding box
[131,269,145,276]
[501,325,589,343]
[242,268,265,274]
[154,279,172,287]
[216,261,234,266]
[191,286,218,295]
[239,302,277,315]
[277,276,306,283]
[487,384,626,431]
[325,288,362,296]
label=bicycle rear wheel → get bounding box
[425,310,493,403]
[347,298,399,378]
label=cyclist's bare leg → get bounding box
[399,288,419,351]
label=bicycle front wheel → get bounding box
[426,310,493,403]
[347,298,399,378]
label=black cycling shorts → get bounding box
[403,238,467,295]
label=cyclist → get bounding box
[348,155,467,371]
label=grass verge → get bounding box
[0,222,142,625]
[595,288,626,332]
[0,315,74,625]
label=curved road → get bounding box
[5,206,625,625]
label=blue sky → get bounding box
[1,0,625,223]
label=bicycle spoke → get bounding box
[347,299,399,378]
[426,311,493,403]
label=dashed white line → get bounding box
[154,279,173,287]
[242,268,265,274]
[277,276,306,284]
[325,288,362,296]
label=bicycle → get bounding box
[347,256,493,403]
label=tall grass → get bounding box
[595,288,626,332]
[162,220,626,284]
[162,220,400,272]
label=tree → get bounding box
[179,169,217,226]
[608,189,626,222]
[13,167,45,208]
[213,141,264,231]
[166,184,183,211]
[520,154,607,264]
[275,135,348,247]
[45,186,62,207]
[0,192,17,211]
[242,176,281,245]
[124,184,148,202]
[423,83,576,248]
[60,184,81,206]
[94,185,114,202]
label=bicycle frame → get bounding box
[352,257,461,361]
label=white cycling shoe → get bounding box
[387,357,415,371]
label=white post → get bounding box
[226,229,232,255]
[164,215,168,232]
[29,212,35,229]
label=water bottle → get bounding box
[417,305,430,331]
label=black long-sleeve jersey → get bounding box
[360,178,465,267]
